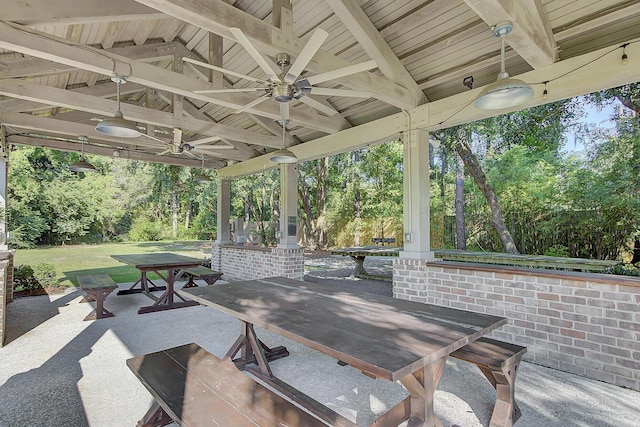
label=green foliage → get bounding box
[606,264,640,277]
[544,245,570,257]
[13,264,40,292]
[33,262,58,288]
[128,217,165,242]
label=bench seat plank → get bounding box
[77,274,117,321]
[181,266,223,288]
[127,343,346,427]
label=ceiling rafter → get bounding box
[0,79,283,148]
[0,20,345,134]
[324,0,427,105]
[4,0,165,25]
[131,0,418,109]
[463,0,556,68]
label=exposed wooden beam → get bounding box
[0,41,191,79]
[0,21,345,133]
[132,0,417,109]
[4,0,165,25]
[8,135,223,169]
[0,79,282,148]
[463,0,556,68]
[0,82,147,114]
[220,39,640,177]
[324,0,427,104]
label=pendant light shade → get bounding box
[270,122,297,164]
[95,75,141,138]
[269,148,298,163]
[69,136,97,172]
[475,22,533,110]
[194,156,212,183]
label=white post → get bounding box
[0,128,7,250]
[216,177,232,244]
[277,163,298,249]
[400,128,433,259]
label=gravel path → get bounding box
[303,252,394,296]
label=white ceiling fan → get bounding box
[183,27,378,125]
[143,128,233,157]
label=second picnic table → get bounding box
[111,252,205,314]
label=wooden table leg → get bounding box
[138,269,198,314]
[481,359,522,427]
[137,401,172,427]
[349,255,368,277]
[224,321,289,373]
[400,356,447,427]
[117,273,166,296]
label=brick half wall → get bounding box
[212,244,304,281]
[393,259,640,391]
[0,251,14,347]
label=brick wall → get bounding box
[393,259,640,391]
[212,244,304,281]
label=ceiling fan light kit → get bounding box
[475,22,533,110]
[95,75,141,138]
[69,136,97,172]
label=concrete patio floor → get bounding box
[1,272,639,426]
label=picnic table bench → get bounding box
[180,265,223,288]
[77,274,117,321]
[127,343,358,427]
[372,237,396,246]
[451,337,527,427]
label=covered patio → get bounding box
[1,0,640,425]
[1,276,638,426]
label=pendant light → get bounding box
[69,136,97,172]
[269,121,297,164]
[95,75,141,137]
[474,22,534,110]
[194,156,212,183]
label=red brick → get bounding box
[561,328,586,339]
[538,293,559,301]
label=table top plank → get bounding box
[111,253,205,270]
[180,277,506,381]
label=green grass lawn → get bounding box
[13,240,213,287]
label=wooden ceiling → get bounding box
[1,0,640,171]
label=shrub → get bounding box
[544,245,569,257]
[129,218,165,241]
[13,264,41,292]
[33,262,58,288]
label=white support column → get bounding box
[0,128,7,250]
[216,177,232,244]
[400,128,433,259]
[277,163,298,249]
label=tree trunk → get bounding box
[455,152,466,250]
[315,158,328,248]
[184,200,191,230]
[354,151,361,246]
[455,126,519,254]
[171,191,178,239]
[297,177,316,249]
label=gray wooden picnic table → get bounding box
[111,252,205,314]
[180,276,507,427]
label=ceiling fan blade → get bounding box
[309,87,372,98]
[306,60,377,85]
[182,57,268,84]
[158,149,171,156]
[183,150,197,158]
[229,27,279,81]
[298,96,339,116]
[280,102,290,124]
[140,132,167,144]
[188,136,222,146]
[233,94,271,114]
[194,87,267,94]
[285,28,329,83]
